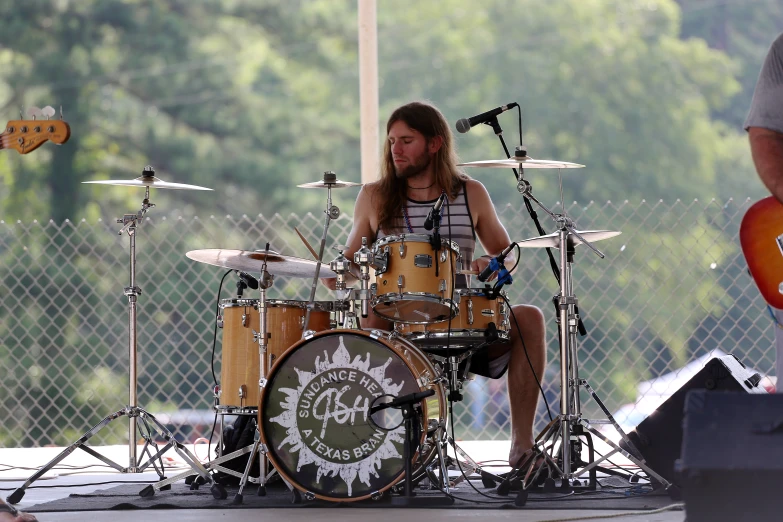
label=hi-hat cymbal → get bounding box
[83,176,213,191]
[186,249,337,278]
[458,157,585,169]
[297,179,362,189]
[297,170,362,189]
[516,230,621,249]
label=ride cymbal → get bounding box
[516,230,621,249]
[186,249,337,278]
[458,157,585,169]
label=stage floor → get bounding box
[0,442,686,521]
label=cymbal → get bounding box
[458,157,585,169]
[83,176,213,191]
[186,249,337,278]
[297,179,362,189]
[516,230,621,249]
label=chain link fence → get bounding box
[0,198,774,448]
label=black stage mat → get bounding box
[27,477,678,513]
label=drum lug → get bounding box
[399,239,405,257]
[216,314,223,328]
[440,250,447,263]
[467,298,474,325]
[242,312,248,327]
[303,329,316,340]
[372,250,389,275]
[398,275,404,291]
[304,491,315,501]
[439,279,446,293]
[371,490,382,501]
[259,378,267,389]
[368,329,385,340]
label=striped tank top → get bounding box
[376,182,476,288]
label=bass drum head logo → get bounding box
[262,332,422,499]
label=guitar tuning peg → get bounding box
[41,106,55,119]
[27,106,43,119]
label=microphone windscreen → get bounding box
[455,118,471,133]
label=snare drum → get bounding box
[371,234,460,324]
[259,329,446,502]
[218,298,332,412]
[396,288,510,353]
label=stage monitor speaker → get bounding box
[677,390,783,522]
[619,354,765,486]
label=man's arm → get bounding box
[749,127,783,204]
[466,179,517,274]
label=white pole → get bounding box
[358,0,379,185]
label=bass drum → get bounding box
[259,329,446,502]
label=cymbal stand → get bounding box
[9,176,212,505]
[302,171,340,333]
[509,177,672,497]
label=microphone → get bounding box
[236,271,259,290]
[455,102,518,133]
[423,192,447,231]
[478,243,515,282]
[369,389,436,415]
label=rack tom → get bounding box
[371,234,460,324]
[218,298,332,412]
[395,288,510,354]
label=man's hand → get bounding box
[470,255,497,281]
[320,277,337,291]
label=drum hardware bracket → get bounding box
[302,329,316,340]
[414,254,432,268]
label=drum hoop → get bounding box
[456,288,508,298]
[220,298,332,312]
[374,233,460,254]
[219,298,258,308]
[371,294,459,324]
[257,329,441,502]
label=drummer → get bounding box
[324,101,546,469]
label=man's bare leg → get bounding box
[503,304,547,467]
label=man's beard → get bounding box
[394,154,431,179]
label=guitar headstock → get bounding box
[0,118,71,154]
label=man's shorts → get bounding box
[464,345,512,379]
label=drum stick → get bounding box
[294,227,319,260]
[461,270,478,276]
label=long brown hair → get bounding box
[376,101,469,234]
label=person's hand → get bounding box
[320,277,337,291]
[470,255,497,281]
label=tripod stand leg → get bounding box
[232,434,262,504]
[7,408,132,504]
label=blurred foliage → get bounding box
[0,0,779,446]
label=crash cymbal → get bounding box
[458,157,585,169]
[516,230,621,249]
[297,170,362,189]
[186,249,337,278]
[83,176,213,191]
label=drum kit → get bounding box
[8,149,673,508]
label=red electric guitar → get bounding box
[0,113,70,154]
[740,196,783,308]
